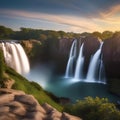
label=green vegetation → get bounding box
[0,50,5,87]
[0,50,4,81]
[92,31,113,40]
[0,25,118,41]
[4,66,62,111]
[0,26,81,40]
[64,96,120,120]
[0,25,13,39]
[0,49,62,110]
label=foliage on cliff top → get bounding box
[0,25,118,41]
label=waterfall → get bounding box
[65,40,77,78]
[65,40,106,84]
[74,43,84,79]
[86,42,103,82]
[14,44,30,74]
[1,42,30,74]
[98,58,106,83]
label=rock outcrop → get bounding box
[102,34,120,78]
[0,88,81,120]
[81,35,101,75]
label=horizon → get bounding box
[0,0,120,33]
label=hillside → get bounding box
[4,66,63,111]
[0,88,81,120]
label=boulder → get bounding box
[8,101,26,116]
[62,112,81,120]
[0,94,14,105]
[0,88,25,95]
[25,111,45,120]
[0,113,17,120]
[42,103,56,114]
[0,106,9,113]
[15,94,39,106]
[3,79,15,89]
[0,88,82,120]
[35,105,46,114]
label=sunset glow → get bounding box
[0,0,120,32]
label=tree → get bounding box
[0,25,13,39]
[39,34,47,41]
[64,97,120,120]
[102,31,113,40]
[92,31,102,39]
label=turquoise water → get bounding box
[45,77,120,103]
[26,66,120,103]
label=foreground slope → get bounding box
[0,88,81,120]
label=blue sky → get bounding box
[0,0,120,33]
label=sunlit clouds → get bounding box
[0,1,120,32]
[92,4,120,32]
[0,9,103,32]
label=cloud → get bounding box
[1,3,120,33]
[88,4,120,32]
[100,4,120,23]
[0,9,101,32]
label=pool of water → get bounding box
[26,66,120,103]
[44,77,120,102]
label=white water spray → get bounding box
[86,42,103,82]
[65,40,77,77]
[1,42,30,74]
[74,43,84,79]
[65,40,106,84]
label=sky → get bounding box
[0,0,120,33]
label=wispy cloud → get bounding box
[1,3,120,33]
[0,9,101,32]
[89,4,120,32]
[100,4,120,23]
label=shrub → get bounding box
[64,96,120,120]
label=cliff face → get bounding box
[21,39,73,74]
[102,34,120,78]
[0,88,81,120]
[21,35,120,78]
[82,36,101,74]
[21,40,41,58]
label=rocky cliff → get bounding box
[102,34,120,78]
[21,35,120,78]
[0,88,81,120]
[82,35,101,75]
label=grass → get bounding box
[5,66,63,111]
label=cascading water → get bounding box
[65,40,106,84]
[65,40,77,78]
[74,43,84,79]
[86,42,103,82]
[1,42,30,75]
[98,58,106,83]
[14,43,30,74]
